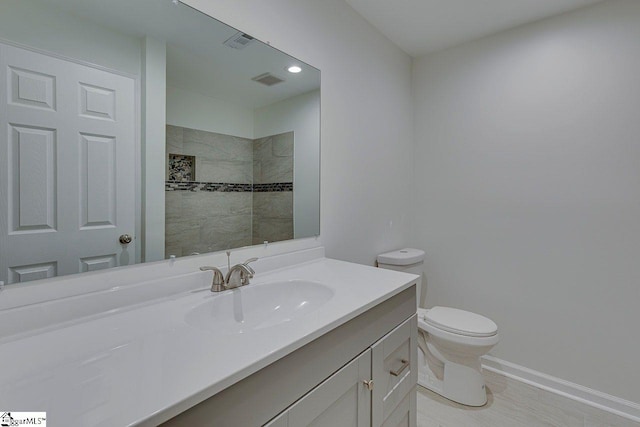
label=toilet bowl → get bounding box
[417,306,498,406]
[377,248,499,407]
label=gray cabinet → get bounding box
[266,349,372,427]
[372,315,418,427]
[161,286,417,427]
[265,315,417,427]
[379,388,416,427]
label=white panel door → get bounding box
[0,43,137,284]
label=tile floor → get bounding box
[417,370,640,427]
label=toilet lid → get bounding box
[423,306,498,337]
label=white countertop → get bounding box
[0,256,417,426]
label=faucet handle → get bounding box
[242,257,258,275]
[199,266,225,292]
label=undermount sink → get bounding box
[185,280,334,334]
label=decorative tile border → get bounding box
[253,182,293,192]
[165,181,293,192]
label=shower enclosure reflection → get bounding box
[165,127,296,256]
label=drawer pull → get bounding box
[390,359,409,377]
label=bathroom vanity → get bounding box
[0,248,418,426]
[163,281,417,427]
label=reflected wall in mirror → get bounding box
[0,0,320,285]
[166,128,297,256]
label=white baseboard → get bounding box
[482,355,640,423]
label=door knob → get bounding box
[363,380,374,391]
[119,234,133,244]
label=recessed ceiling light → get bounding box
[287,65,302,74]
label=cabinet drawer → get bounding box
[371,315,417,427]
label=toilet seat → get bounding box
[419,307,497,338]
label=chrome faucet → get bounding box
[199,257,258,292]
[225,257,258,289]
[199,266,225,292]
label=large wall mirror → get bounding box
[0,0,320,284]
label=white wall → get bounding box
[183,0,414,265]
[412,0,640,403]
[142,38,167,263]
[166,86,255,139]
[254,90,321,239]
[0,0,141,75]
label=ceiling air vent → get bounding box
[252,73,285,87]
[223,31,254,50]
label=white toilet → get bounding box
[377,248,499,407]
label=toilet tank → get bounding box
[377,248,425,308]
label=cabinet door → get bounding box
[371,315,418,427]
[264,411,288,427]
[282,348,372,427]
[381,387,416,427]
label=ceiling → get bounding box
[344,0,605,57]
[40,0,320,109]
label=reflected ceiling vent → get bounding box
[223,31,255,50]
[252,73,285,86]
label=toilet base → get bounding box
[417,341,488,407]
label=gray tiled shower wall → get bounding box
[165,125,293,257]
[252,132,294,245]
